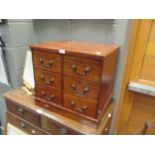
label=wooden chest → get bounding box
[31,41,119,128]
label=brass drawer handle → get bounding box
[17,107,25,115]
[44,95,55,101]
[74,105,88,113]
[71,84,89,95]
[70,101,75,107]
[44,60,54,68]
[45,78,55,85]
[69,101,88,113]
[71,84,76,90]
[59,127,69,135]
[39,58,54,67]
[39,58,44,64]
[41,91,55,101]
[19,121,26,128]
[71,64,91,76]
[40,75,55,85]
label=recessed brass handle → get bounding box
[17,107,24,114]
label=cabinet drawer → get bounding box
[64,76,99,99]
[32,51,61,73]
[101,112,112,135]
[6,100,40,126]
[34,68,61,90]
[64,94,97,118]
[41,116,80,135]
[35,84,61,105]
[7,112,48,135]
[64,56,102,82]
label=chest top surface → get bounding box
[31,41,119,59]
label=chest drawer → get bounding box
[32,51,61,73]
[64,56,102,82]
[7,112,48,135]
[64,94,97,118]
[6,100,40,126]
[35,84,61,105]
[41,116,80,135]
[101,112,112,135]
[64,76,99,99]
[34,68,61,90]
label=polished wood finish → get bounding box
[34,68,61,90]
[31,41,119,60]
[7,112,49,135]
[64,55,101,82]
[41,116,80,135]
[35,84,62,105]
[31,41,119,126]
[6,100,40,126]
[64,75,99,99]
[32,50,61,73]
[115,20,155,134]
[64,94,97,118]
[4,88,114,135]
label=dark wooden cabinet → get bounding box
[31,41,119,127]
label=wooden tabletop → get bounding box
[31,41,119,60]
[4,88,114,135]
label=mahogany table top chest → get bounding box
[30,41,119,128]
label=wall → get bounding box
[0,19,36,133]
[0,19,131,134]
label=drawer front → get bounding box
[34,68,61,90]
[64,56,102,81]
[41,116,81,135]
[64,76,99,99]
[64,94,97,118]
[6,100,40,126]
[101,113,112,135]
[35,84,61,105]
[32,51,61,73]
[7,112,47,135]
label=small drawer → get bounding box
[101,112,112,135]
[41,115,80,135]
[7,112,48,135]
[64,56,102,82]
[32,51,61,73]
[34,68,61,90]
[35,84,61,105]
[6,100,40,126]
[64,94,97,118]
[64,76,99,99]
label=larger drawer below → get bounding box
[6,100,40,126]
